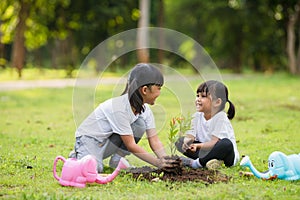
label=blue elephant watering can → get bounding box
[240,151,300,181]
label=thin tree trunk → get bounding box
[0,43,5,68]
[232,32,243,73]
[0,20,6,68]
[11,0,30,78]
[157,0,165,64]
[286,2,300,75]
[296,1,300,74]
[137,0,150,63]
[296,24,300,73]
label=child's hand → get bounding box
[189,144,197,152]
[182,143,190,152]
[182,136,194,152]
[157,156,180,171]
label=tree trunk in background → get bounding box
[157,0,165,64]
[0,43,5,68]
[137,0,150,63]
[297,25,300,73]
[287,9,297,74]
[0,20,6,68]
[231,33,243,73]
[286,0,300,75]
[296,1,300,74]
[11,0,30,78]
[50,36,76,77]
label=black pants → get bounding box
[175,137,235,167]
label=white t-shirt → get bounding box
[75,94,155,141]
[186,111,240,165]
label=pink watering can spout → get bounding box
[96,158,130,184]
[53,155,130,187]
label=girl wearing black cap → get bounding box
[70,63,176,172]
[176,80,240,170]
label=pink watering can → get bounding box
[53,155,130,188]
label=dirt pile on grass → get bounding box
[127,166,230,184]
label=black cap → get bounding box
[128,63,164,89]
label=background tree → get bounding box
[1,0,300,77]
[137,0,150,63]
[49,0,139,73]
[0,0,15,69]
[279,0,300,74]
[1,0,71,77]
[11,0,30,78]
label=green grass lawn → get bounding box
[1,73,300,199]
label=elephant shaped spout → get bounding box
[240,152,300,181]
[240,156,275,180]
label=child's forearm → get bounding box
[151,142,167,158]
[197,140,218,150]
[148,135,167,158]
[196,143,204,149]
[130,144,160,167]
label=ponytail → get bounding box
[227,100,235,120]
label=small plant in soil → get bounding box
[126,114,231,183]
[160,114,193,175]
[168,114,192,155]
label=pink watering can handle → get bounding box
[53,156,66,181]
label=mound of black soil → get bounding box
[127,166,230,184]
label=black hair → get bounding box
[122,63,164,114]
[122,83,162,114]
[197,80,235,119]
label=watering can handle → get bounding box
[53,156,66,181]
